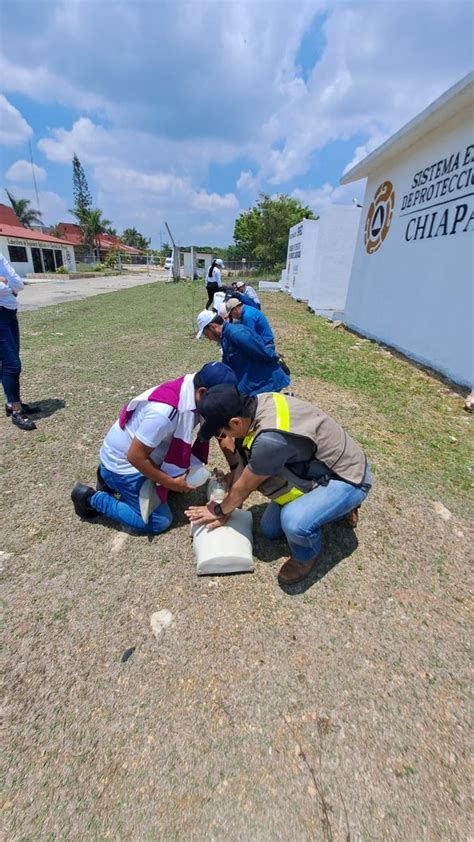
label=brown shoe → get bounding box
[345,507,360,528]
[278,556,319,585]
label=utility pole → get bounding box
[28,141,41,224]
[165,221,179,281]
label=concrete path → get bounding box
[18,271,168,311]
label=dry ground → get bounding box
[2,282,472,840]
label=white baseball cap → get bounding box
[215,258,225,267]
[196,309,216,339]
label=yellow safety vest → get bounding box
[242,393,304,506]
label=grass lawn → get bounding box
[2,281,472,840]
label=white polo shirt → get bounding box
[100,402,177,476]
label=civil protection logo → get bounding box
[364,181,395,254]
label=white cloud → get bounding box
[38,117,240,182]
[93,164,239,242]
[292,181,365,215]
[0,95,32,147]
[192,191,238,212]
[37,119,240,243]
[249,2,474,185]
[37,118,115,165]
[191,222,225,234]
[342,134,388,176]
[5,159,47,183]
[0,58,107,114]
[236,170,258,193]
[3,0,471,244]
[3,186,70,225]
[0,0,320,137]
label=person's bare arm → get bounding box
[185,466,268,528]
[127,438,192,492]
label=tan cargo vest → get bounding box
[241,392,367,505]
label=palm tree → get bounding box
[49,225,64,239]
[72,208,111,262]
[6,190,43,228]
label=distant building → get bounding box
[177,247,215,279]
[0,204,76,275]
[341,72,474,386]
[281,210,361,319]
[56,223,143,263]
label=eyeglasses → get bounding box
[216,429,227,441]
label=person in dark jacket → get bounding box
[224,297,275,349]
[196,311,290,396]
[0,252,40,431]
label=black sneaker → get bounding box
[11,412,37,431]
[6,402,41,416]
[71,483,97,518]
[96,466,113,493]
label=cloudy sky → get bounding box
[0,0,472,247]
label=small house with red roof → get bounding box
[56,223,143,263]
[0,204,77,275]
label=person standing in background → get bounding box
[205,258,224,309]
[0,252,39,431]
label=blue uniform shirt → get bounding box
[239,305,275,349]
[220,322,290,396]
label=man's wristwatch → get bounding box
[213,502,225,517]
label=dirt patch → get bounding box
[2,284,472,840]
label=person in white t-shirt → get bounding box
[233,279,260,308]
[205,258,224,308]
[70,362,237,534]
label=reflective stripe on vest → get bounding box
[244,393,304,506]
[274,486,304,505]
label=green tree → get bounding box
[49,225,64,239]
[6,190,43,228]
[72,154,92,217]
[121,228,150,251]
[233,193,316,268]
[158,241,172,257]
[72,208,111,262]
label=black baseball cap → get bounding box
[198,384,246,440]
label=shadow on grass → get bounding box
[250,503,359,593]
[81,491,359,584]
[31,398,66,418]
[81,485,208,540]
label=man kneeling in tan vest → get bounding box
[186,385,372,585]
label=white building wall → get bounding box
[181,252,213,279]
[282,218,319,300]
[0,235,76,276]
[344,108,473,385]
[308,206,361,316]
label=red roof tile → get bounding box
[56,223,143,254]
[0,223,76,246]
[0,203,23,226]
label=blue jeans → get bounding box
[0,306,21,404]
[90,465,173,534]
[260,470,371,564]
